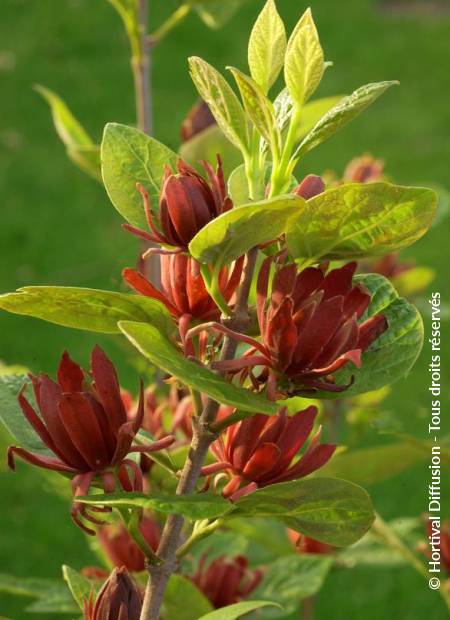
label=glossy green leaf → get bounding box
[188,57,249,153]
[62,565,93,611]
[35,85,101,181]
[197,601,281,620]
[286,183,437,261]
[189,195,303,264]
[0,286,175,337]
[162,574,213,620]
[228,67,277,144]
[285,9,324,105]
[294,81,398,159]
[248,0,286,93]
[255,555,333,613]
[178,124,242,178]
[78,491,234,520]
[332,273,424,396]
[0,374,48,454]
[101,122,178,229]
[119,321,278,414]
[318,441,428,486]
[232,477,375,547]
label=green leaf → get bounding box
[248,0,286,93]
[286,182,438,261]
[318,441,428,486]
[179,124,242,178]
[78,491,234,520]
[197,601,282,620]
[294,81,398,159]
[0,374,48,454]
[188,57,249,153]
[189,195,303,264]
[285,9,324,105]
[297,95,344,138]
[101,122,178,229]
[255,555,333,613]
[332,273,424,396]
[194,0,241,29]
[162,574,213,620]
[35,85,101,181]
[228,67,277,144]
[0,573,78,613]
[392,266,435,298]
[232,477,375,547]
[119,321,278,414]
[0,287,176,337]
[62,565,93,611]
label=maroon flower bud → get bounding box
[180,99,216,142]
[124,157,232,251]
[191,555,262,609]
[123,253,243,321]
[8,347,174,533]
[209,407,335,500]
[292,174,325,200]
[98,517,161,573]
[287,529,336,555]
[343,154,384,184]
[84,567,142,620]
[370,252,414,279]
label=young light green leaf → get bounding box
[255,555,333,613]
[62,566,93,611]
[119,321,278,414]
[286,182,437,261]
[197,601,282,620]
[162,574,213,620]
[285,8,324,105]
[228,67,278,145]
[0,287,176,337]
[189,195,303,264]
[35,85,101,181]
[78,491,234,520]
[188,57,250,153]
[101,122,178,229]
[232,477,375,546]
[294,81,398,159]
[297,95,344,138]
[248,0,286,93]
[331,274,424,396]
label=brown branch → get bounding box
[139,247,259,620]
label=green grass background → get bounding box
[0,0,449,618]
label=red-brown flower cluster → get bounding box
[191,555,262,609]
[8,347,174,533]
[207,406,335,500]
[214,261,387,395]
[83,567,142,620]
[124,157,231,251]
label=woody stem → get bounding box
[139,247,259,620]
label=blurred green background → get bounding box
[0,0,449,618]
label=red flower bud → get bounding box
[98,517,161,573]
[8,347,174,533]
[124,157,232,251]
[191,555,262,609]
[287,529,336,555]
[180,99,216,142]
[123,253,243,321]
[210,407,335,499]
[84,567,142,620]
[292,174,325,200]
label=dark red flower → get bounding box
[213,261,388,395]
[123,157,232,251]
[84,567,142,620]
[123,253,243,321]
[191,555,262,609]
[343,154,384,184]
[180,99,216,142]
[287,529,336,555]
[208,407,335,500]
[98,517,161,573]
[370,252,414,280]
[8,347,174,533]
